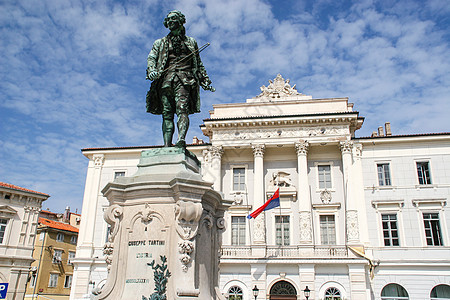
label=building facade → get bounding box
[0,182,49,299]
[25,208,80,300]
[71,75,450,300]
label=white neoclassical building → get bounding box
[71,75,450,300]
[0,182,49,299]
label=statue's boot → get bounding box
[176,113,189,148]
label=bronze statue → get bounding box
[146,10,214,148]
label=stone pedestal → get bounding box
[94,147,229,299]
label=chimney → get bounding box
[192,136,199,144]
[378,126,385,137]
[371,131,378,137]
[63,206,70,223]
[385,122,392,136]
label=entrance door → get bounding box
[269,280,297,300]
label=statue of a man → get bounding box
[146,10,214,148]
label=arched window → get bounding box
[381,283,409,300]
[270,280,297,300]
[325,287,342,300]
[228,286,243,300]
[431,284,450,300]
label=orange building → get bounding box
[25,210,79,300]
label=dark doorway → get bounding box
[269,280,297,300]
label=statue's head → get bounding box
[164,10,186,31]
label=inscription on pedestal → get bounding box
[122,213,166,298]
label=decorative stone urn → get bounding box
[95,147,230,299]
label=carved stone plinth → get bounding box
[95,147,230,299]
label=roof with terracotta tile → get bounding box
[39,217,79,233]
[0,182,50,197]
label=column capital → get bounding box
[93,154,104,168]
[295,140,309,156]
[209,145,224,159]
[252,144,265,158]
[339,140,353,154]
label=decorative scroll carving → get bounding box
[174,201,203,240]
[253,215,265,243]
[216,217,225,230]
[102,204,123,271]
[295,140,309,156]
[141,203,154,223]
[104,204,123,243]
[320,190,332,204]
[339,140,353,154]
[103,242,114,271]
[232,192,245,205]
[202,149,212,164]
[271,171,292,187]
[209,146,224,159]
[178,241,194,272]
[93,154,105,167]
[214,126,348,141]
[299,211,312,243]
[354,143,363,157]
[347,210,359,242]
[252,144,265,157]
[257,74,301,98]
[202,212,213,229]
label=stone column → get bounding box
[340,141,359,243]
[78,154,104,256]
[72,154,104,299]
[295,140,312,244]
[252,144,266,245]
[210,146,224,191]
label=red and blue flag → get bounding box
[247,188,280,219]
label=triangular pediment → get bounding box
[0,205,17,215]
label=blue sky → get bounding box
[1,0,449,213]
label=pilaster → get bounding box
[77,153,104,257]
[210,146,224,191]
[252,144,266,244]
[340,141,360,244]
[295,140,312,244]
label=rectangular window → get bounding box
[53,249,63,263]
[382,214,399,246]
[68,251,75,264]
[114,171,125,179]
[417,161,432,185]
[70,235,77,244]
[0,219,8,244]
[377,163,391,186]
[275,216,290,246]
[48,273,58,287]
[39,232,45,241]
[423,213,443,246]
[233,168,245,191]
[56,233,64,242]
[318,165,332,189]
[320,215,336,245]
[64,275,72,288]
[231,216,246,245]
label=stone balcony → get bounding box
[220,245,359,260]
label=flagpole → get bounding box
[245,183,252,246]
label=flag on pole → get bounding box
[247,188,280,219]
